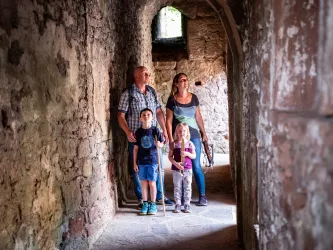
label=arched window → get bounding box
[158,6,182,39]
[152,6,187,61]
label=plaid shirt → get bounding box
[118,84,161,132]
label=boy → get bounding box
[133,108,164,215]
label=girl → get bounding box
[168,123,196,213]
[166,73,209,206]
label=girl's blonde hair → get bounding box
[173,123,191,142]
[169,73,188,97]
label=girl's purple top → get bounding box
[171,140,195,171]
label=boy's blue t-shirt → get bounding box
[134,126,163,165]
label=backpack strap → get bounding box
[124,85,134,116]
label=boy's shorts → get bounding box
[138,164,158,181]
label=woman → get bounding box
[166,73,208,206]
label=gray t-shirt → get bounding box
[166,94,200,139]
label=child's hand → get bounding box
[175,162,184,170]
[155,141,164,148]
[133,164,139,172]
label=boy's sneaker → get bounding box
[184,204,191,213]
[147,202,157,215]
[198,195,208,206]
[140,201,149,215]
[173,204,181,213]
[156,196,174,206]
[138,199,144,210]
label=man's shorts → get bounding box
[138,164,158,181]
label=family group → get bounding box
[117,66,209,215]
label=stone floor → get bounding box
[93,154,241,250]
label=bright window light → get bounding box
[158,6,182,38]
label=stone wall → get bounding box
[0,0,146,248]
[152,2,229,153]
[1,0,221,248]
[2,0,332,249]
[241,0,333,249]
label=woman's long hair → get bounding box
[169,73,188,97]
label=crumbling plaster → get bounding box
[241,0,333,249]
[0,0,125,248]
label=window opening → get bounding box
[158,6,182,39]
[151,6,187,61]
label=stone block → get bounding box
[187,19,205,39]
[83,159,93,178]
[62,180,82,216]
[205,40,223,58]
[87,207,102,224]
[61,160,83,183]
[90,180,102,203]
[154,70,175,84]
[69,212,85,237]
[153,62,176,70]
[188,38,205,60]
[59,139,78,158]
[77,139,90,158]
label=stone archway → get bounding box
[205,1,248,248]
[116,0,249,247]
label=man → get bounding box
[117,66,173,208]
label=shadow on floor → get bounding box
[143,225,241,250]
[93,164,240,250]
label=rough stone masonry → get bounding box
[0,0,332,249]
